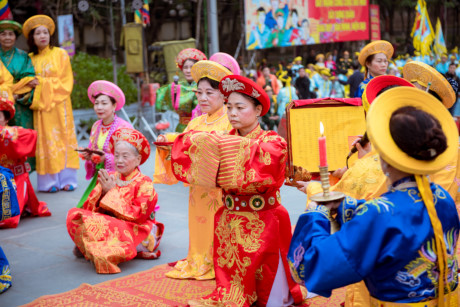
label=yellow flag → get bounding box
[434,18,448,57]
[411,0,435,56]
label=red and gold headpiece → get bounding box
[176,48,207,70]
[0,97,15,119]
[219,75,270,116]
[109,128,150,165]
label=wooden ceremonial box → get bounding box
[284,98,366,181]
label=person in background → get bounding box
[294,67,313,99]
[0,20,37,172]
[345,61,364,98]
[0,20,36,131]
[435,53,449,75]
[277,69,299,118]
[315,53,325,68]
[261,84,280,130]
[23,15,79,193]
[67,128,164,274]
[324,52,337,75]
[336,50,352,75]
[257,66,280,94]
[77,81,133,208]
[155,48,207,132]
[355,40,393,98]
[291,56,303,82]
[0,97,50,229]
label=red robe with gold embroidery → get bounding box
[0,125,50,228]
[172,125,303,306]
[66,168,161,274]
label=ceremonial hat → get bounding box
[319,68,331,77]
[209,52,241,75]
[358,40,393,66]
[109,128,150,165]
[220,75,270,116]
[315,54,324,61]
[402,61,456,108]
[88,80,125,111]
[0,20,22,36]
[23,15,55,39]
[175,48,207,70]
[191,60,232,83]
[362,75,415,112]
[367,87,458,175]
[0,97,15,119]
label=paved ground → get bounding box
[0,147,308,306]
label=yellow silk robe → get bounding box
[307,147,460,307]
[0,61,14,100]
[155,105,232,280]
[29,46,79,175]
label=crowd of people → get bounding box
[1,13,460,307]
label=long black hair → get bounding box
[27,27,55,55]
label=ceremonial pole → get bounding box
[207,0,219,55]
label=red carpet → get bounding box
[23,264,345,306]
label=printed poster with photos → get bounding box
[245,0,370,50]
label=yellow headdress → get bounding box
[402,61,456,108]
[23,15,55,39]
[358,40,393,66]
[191,60,232,83]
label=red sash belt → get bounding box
[222,190,281,212]
[11,162,31,176]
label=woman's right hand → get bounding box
[27,78,39,88]
[79,148,91,160]
[156,135,167,142]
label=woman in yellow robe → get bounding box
[155,60,233,280]
[23,15,79,192]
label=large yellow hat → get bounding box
[367,87,458,175]
[191,60,232,83]
[402,61,456,108]
[23,15,55,39]
[358,40,393,66]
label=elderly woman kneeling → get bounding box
[67,128,163,274]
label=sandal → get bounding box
[63,185,75,191]
[47,186,59,193]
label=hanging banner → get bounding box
[57,14,75,56]
[369,4,380,41]
[245,0,369,50]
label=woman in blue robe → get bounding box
[0,165,20,294]
[288,87,460,305]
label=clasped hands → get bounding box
[98,169,115,194]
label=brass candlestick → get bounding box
[310,165,346,202]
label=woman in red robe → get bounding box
[66,128,164,274]
[0,97,50,228]
[172,75,303,306]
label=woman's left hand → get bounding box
[98,169,115,194]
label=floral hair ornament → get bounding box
[219,75,270,116]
